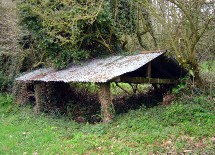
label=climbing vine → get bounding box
[18,0,115,68]
[17,0,156,69]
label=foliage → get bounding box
[0,0,214,92]
[0,92,214,154]
[0,0,22,92]
[147,0,215,77]
[17,0,215,78]
[0,94,13,107]
[0,73,10,92]
[201,60,215,73]
[18,0,121,68]
[17,0,160,68]
[171,61,215,98]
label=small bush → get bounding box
[0,94,13,107]
[0,73,8,92]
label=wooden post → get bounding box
[16,82,28,105]
[34,82,43,114]
[98,82,114,123]
[146,62,151,78]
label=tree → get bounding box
[17,0,215,78]
[147,0,214,80]
[17,0,159,69]
[18,0,121,69]
[0,0,21,91]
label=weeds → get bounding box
[0,91,214,154]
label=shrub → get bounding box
[0,94,13,107]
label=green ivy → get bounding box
[18,0,123,69]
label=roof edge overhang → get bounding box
[16,50,170,83]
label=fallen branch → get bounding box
[115,83,131,95]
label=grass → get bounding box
[0,93,214,154]
[0,61,214,154]
[200,60,215,73]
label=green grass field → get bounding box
[0,92,214,154]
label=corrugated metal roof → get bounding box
[16,50,166,83]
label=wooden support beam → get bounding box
[34,82,42,114]
[146,62,151,78]
[16,82,28,105]
[98,82,114,123]
[112,77,178,84]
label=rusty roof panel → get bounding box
[16,51,165,83]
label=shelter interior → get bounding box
[123,55,184,79]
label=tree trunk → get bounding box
[98,82,114,123]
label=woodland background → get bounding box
[0,0,214,92]
[0,0,215,154]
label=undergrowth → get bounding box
[0,92,214,154]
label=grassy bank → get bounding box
[0,93,214,154]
